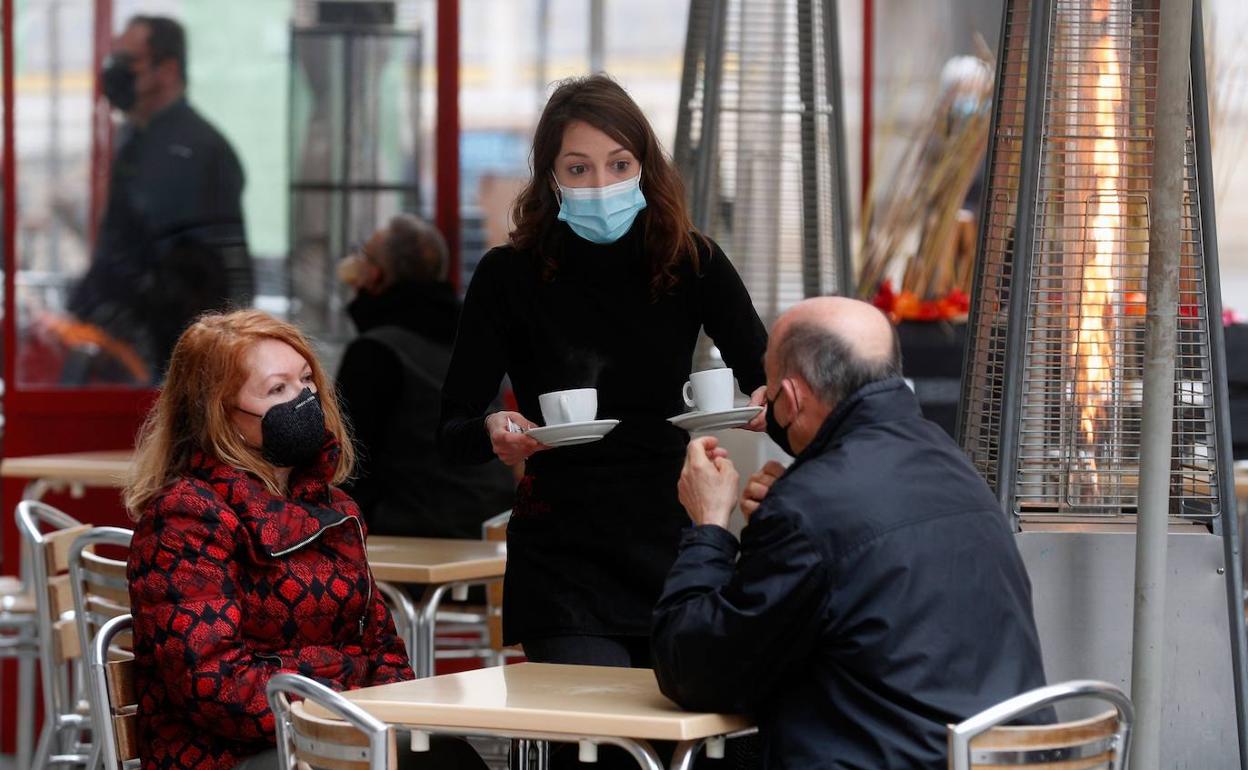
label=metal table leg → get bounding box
[415,583,453,678]
[415,727,664,770]
[375,580,420,660]
[669,728,758,770]
[670,740,700,770]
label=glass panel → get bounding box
[13,0,292,387]
[288,25,423,342]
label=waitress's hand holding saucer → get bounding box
[744,385,768,431]
[486,411,548,465]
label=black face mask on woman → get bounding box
[239,388,325,468]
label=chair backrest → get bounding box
[16,500,90,718]
[947,680,1134,770]
[266,672,395,770]
[89,613,136,770]
[72,527,134,769]
[69,527,133,664]
[481,510,510,652]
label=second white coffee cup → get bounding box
[539,388,598,425]
[682,368,735,413]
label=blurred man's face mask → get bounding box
[101,53,138,112]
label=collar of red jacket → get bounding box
[186,436,361,557]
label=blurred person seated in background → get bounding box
[337,214,514,538]
[124,309,487,770]
[652,297,1050,770]
[68,15,253,384]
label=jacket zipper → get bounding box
[352,515,371,638]
[268,513,371,639]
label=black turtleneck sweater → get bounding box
[439,222,768,642]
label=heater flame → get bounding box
[1074,1,1123,491]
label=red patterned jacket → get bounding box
[127,439,413,770]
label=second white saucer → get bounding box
[667,405,764,433]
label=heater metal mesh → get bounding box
[960,0,1221,519]
[675,0,852,323]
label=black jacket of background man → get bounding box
[651,378,1049,770]
[69,97,252,381]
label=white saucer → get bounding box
[668,405,764,433]
[527,419,620,448]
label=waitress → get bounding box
[439,74,768,668]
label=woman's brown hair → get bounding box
[123,309,355,519]
[509,74,701,298]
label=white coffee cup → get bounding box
[539,388,598,425]
[682,368,735,413]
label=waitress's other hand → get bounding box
[485,411,547,466]
[743,385,768,431]
[740,460,786,523]
[678,437,739,530]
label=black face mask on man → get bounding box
[101,53,138,112]
[239,388,325,468]
[765,385,796,457]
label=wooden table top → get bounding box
[0,451,134,487]
[303,662,751,741]
[366,536,506,584]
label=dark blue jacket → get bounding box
[651,378,1048,769]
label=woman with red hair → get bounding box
[123,309,412,770]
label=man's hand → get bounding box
[678,437,739,530]
[741,460,786,523]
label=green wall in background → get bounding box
[182,0,292,258]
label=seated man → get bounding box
[337,214,514,538]
[651,297,1049,769]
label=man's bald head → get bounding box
[769,297,902,407]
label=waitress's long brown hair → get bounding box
[123,310,354,519]
[510,74,701,298]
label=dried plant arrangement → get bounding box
[858,53,993,323]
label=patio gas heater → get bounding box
[958,0,1246,764]
[674,0,853,324]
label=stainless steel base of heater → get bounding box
[1018,528,1240,767]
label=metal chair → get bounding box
[378,509,516,671]
[70,527,133,770]
[426,509,518,666]
[0,574,40,770]
[17,500,94,770]
[947,680,1134,770]
[87,614,137,770]
[267,672,396,770]
[481,510,521,666]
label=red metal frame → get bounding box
[2,0,152,566]
[435,0,461,292]
[89,0,114,241]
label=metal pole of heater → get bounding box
[690,0,727,234]
[1130,1,1193,767]
[1191,1,1248,762]
[589,0,605,74]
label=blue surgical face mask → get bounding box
[555,173,647,244]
